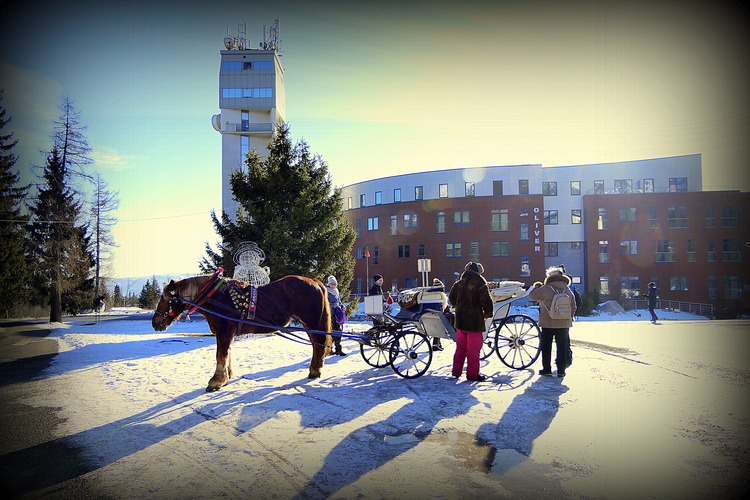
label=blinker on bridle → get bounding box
[154,290,182,319]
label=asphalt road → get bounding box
[0,319,108,499]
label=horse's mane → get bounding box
[174,274,216,300]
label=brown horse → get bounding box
[152,274,332,391]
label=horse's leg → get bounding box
[207,331,234,391]
[307,333,332,379]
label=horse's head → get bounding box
[152,280,186,332]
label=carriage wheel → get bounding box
[494,314,541,369]
[479,319,501,360]
[360,334,394,368]
[389,331,433,378]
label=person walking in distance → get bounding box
[643,282,659,323]
[449,262,494,381]
[369,274,384,297]
[529,266,576,377]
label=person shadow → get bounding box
[477,376,569,475]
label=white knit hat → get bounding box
[327,275,337,285]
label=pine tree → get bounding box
[90,172,119,298]
[138,277,161,309]
[0,90,30,317]
[112,284,124,307]
[201,123,356,301]
[27,146,95,321]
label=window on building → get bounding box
[687,239,696,262]
[597,208,608,230]
[222,61,242,70]
[619,207,637,222]
[543,210,558,225]
[465,182,475,197]
[356,219,362,238]
[454,210,470,224]
[403,213,418,228]
[708,276,717,299]
[415,186,424,200]
[705,205,715,228]
[347,197,352,210]
[446,243,462,258]
[724,276,742,299]
[571,209,582,224]
[439,184,448,198]
[492,241,510,257]
[221,87,273,98]
[493,181,503,196]
[594,180,605,194]
[649,207,658,229]
[570,181,581,196]
[600,277,610,296]
[670,276,688,292]
[667,206,688,228]
[669,177,688,192]
[721,205,739,227]
[470,242,480,260]
[722,239,741,262]
[418,243,426,258]
[394,188,401,203]
[436,212,446,233]
[241,135,249,158]
[707,239,716,262]
[542,182,557,196]
[359,194,366,207]
[390,215,397,236]
[367,217,378,231]
[403,277,417,289]
[620,240,638,255]
[372,246,379,266]
[621,277,640,298]
[655,240,675,262]
[571,242,582,250]
[520,223,529,241]
[491,209,509,231]
[398,245,411,258]
[544,242,558,257]
[598,241,609,263]
[644,178,654,193]
[375,191,382,205]
[519,179,529,195]
[390,279,398,293]
[520,257,530,277]
[614,179,633,193]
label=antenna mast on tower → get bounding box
[260,16,282,53]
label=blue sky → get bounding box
[2,0,748,279]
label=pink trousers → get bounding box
[452,329,484,379]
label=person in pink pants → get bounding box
[449,262,494,381]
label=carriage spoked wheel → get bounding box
[494,314,541,369]
[360,332,395,368]
[388,330,433,378]
[479,321,500,360]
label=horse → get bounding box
[152,274,332,391]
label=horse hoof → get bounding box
[206,385,221,392]
[307,372,321,379]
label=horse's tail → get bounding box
[317,280,332,335]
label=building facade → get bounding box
[212,24,285,218]
[341,155,750,316]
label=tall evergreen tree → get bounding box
[202,123,356,301]
[90,172,119,298]
[27,146,95,321]
[0,90,30,317]
[53,96,93,182]
[138,277,161,309]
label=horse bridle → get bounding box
[154,290,184,320]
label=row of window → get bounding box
[597,205,739,229]
[221,61,274,71]
[597,239,743,263]
[601,276,742,299]
[349,177,690,207]
[355,204,740,237]
[221,87,273,98]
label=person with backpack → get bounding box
[529,266,577,377]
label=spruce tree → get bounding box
[0,90,30,317]
[202,123,356,302]
[27,146,95,321]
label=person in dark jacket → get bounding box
[449,262,494,381]
[643,282,658,323]
[529,266,576,377]
[326,275,346,356]
[368,274,384,296]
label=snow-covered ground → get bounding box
[14,306,750,499]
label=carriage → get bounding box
[358,281,541,378]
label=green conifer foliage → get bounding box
[202,124,356,301]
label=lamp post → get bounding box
[364,248,370,291]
